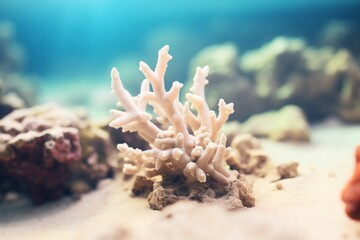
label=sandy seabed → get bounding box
[0,124,360,240]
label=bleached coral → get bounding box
[110,45,236,185]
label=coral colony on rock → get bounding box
[0,103,114,204]
[109,45,255,210]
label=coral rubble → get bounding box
[110,45,254,209]
[342,146,360,221]
[0,103,114,204]
[227,133,270,177]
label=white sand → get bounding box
[0,124,359,240]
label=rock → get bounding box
[0,103,115,204]
[147,176,254,211]
[189,37,360,123]
[241,105,310,142]
[0,105,82,204]
[240,36,360,122]
[277,162,299,180]
[275,182,283,190]
[131,175,155,197]
[3,191,20,203]
[70,180,91,199]
[328,50,360,122]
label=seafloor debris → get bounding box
[0,103,114,204]
[342,146,360,221]
[276,162,299,180]
[227,133,271,177]
[110,45,254,210]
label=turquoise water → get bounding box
[0,0,359,118]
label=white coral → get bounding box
[110,45,235,185]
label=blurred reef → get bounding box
[189,36,360,123]
[0,20,37,118]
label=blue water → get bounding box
[0,0,360,117]
[1,0,359,77]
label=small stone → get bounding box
[275,182,283,190]
[4,191,20,203]
[277,162,299,180]
[327,172,336,178]
[70,180,91,195]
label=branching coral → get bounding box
[110,45,236,186]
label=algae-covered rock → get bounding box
[240,37,360,122]
[326,50,360,122]
[189,37,360,123]
[240,37,340,120]
[241,105,310,142]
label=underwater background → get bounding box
[0,0,360,120]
